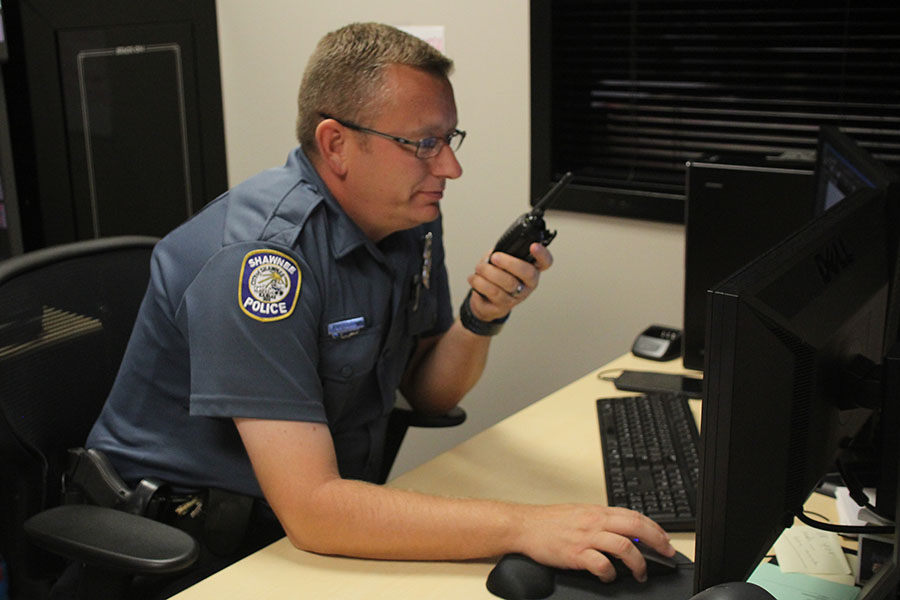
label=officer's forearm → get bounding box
[281,477,521,560]
[239,417,520,561]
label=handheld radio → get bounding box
[492,171,573,262]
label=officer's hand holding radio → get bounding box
[463,173,573,328]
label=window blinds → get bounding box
[533,0,900,221]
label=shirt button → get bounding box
[340,365,354,378]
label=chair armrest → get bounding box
[379,405,468,484]
[23,504,199,574]
[402,405,467,428]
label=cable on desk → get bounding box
[596,368,624,383]
[796,509,894,535]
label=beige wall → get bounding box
[214,0,686,477]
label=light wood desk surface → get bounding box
[170,354,701,599]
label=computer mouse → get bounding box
[690,582,776,600]
[616,539,679,576]
[486,553,555,600]
[486,545,683,600]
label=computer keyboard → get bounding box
[596,393,700,531]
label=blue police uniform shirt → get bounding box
[86,147,454,496]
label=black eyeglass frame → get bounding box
[319,113,465,159]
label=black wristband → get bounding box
[459,290,509,336]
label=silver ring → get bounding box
[513,283,525,296]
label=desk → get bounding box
[170,354,838,599]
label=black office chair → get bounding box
[0,235,465,597]
[0,236,197,600]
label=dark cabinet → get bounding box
[1,0,228,255]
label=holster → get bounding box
[63,447,167,518]
[63,447,258,558]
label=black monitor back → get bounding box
[695,186,891,592]
[682,154,815,370]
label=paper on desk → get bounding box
[748,562,860,600]
[834,487,876,527]
[774,526,851,577]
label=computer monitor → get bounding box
[681,154,814,371]
[683,127,900,373]
[694,184,900,597]
[814,126,899,215]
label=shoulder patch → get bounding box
[238,249,301,322]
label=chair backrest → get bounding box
[0,236,157,599]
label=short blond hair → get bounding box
[296,23,454,156]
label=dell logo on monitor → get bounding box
[815,238,854,284]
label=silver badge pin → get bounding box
[421,231,433,290]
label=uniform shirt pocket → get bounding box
[318,324,383,424]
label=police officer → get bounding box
[87,22,674,591]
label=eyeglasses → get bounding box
[319,113,465,159]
